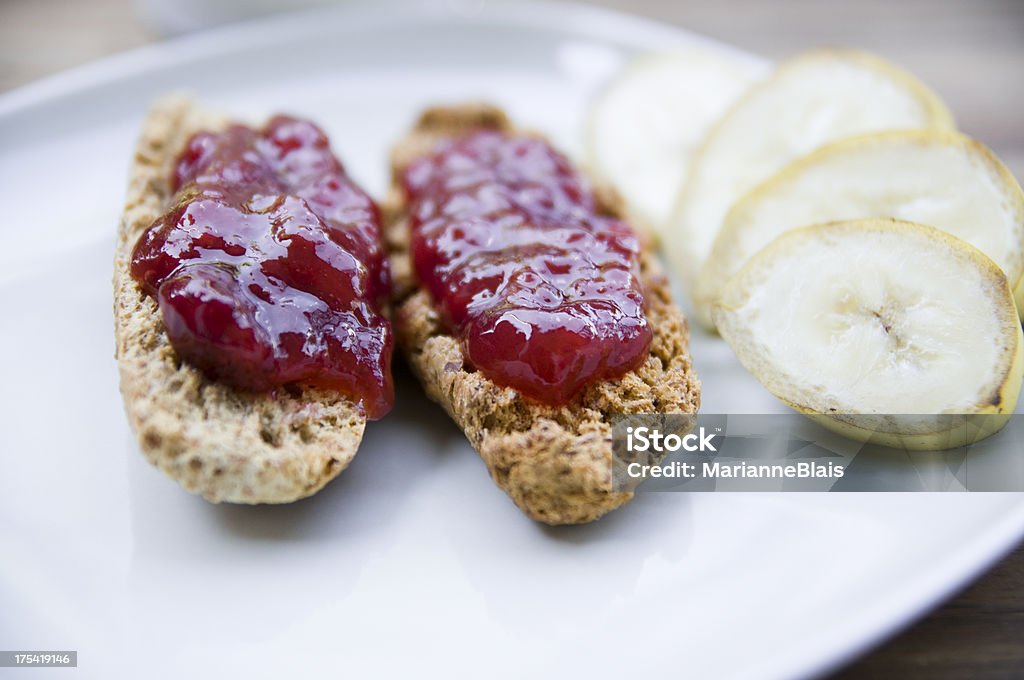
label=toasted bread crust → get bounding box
[114,96,365,503]
[385,103,701,524]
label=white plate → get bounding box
[1,2,1022,679]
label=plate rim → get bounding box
[0,0,763,117]
[772,497,1024,679]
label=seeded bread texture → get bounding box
[113,96,365,504]
[385,103,701,525]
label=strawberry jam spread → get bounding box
[403,130,652,406]
[131,116,393,419]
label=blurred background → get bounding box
[2,0,1022,179]
[1,0,1021,677]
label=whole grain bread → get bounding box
[114,96,366,503]
[385,103,701,525]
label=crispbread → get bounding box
[114,96,366,503]
[385,103,701,524]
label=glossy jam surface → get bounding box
[131,116,393,419]
[403,130,652,405]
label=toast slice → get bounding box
[114,97,366,503]
[384,104,701,524]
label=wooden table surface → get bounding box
[2,0,1021,677]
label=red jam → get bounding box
[403,130,652,406]
[131,116,393,419]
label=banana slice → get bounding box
[712,219,1023,450]
[698,130,1024,321]
[586,49,767,234]
[666,50,954,320]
